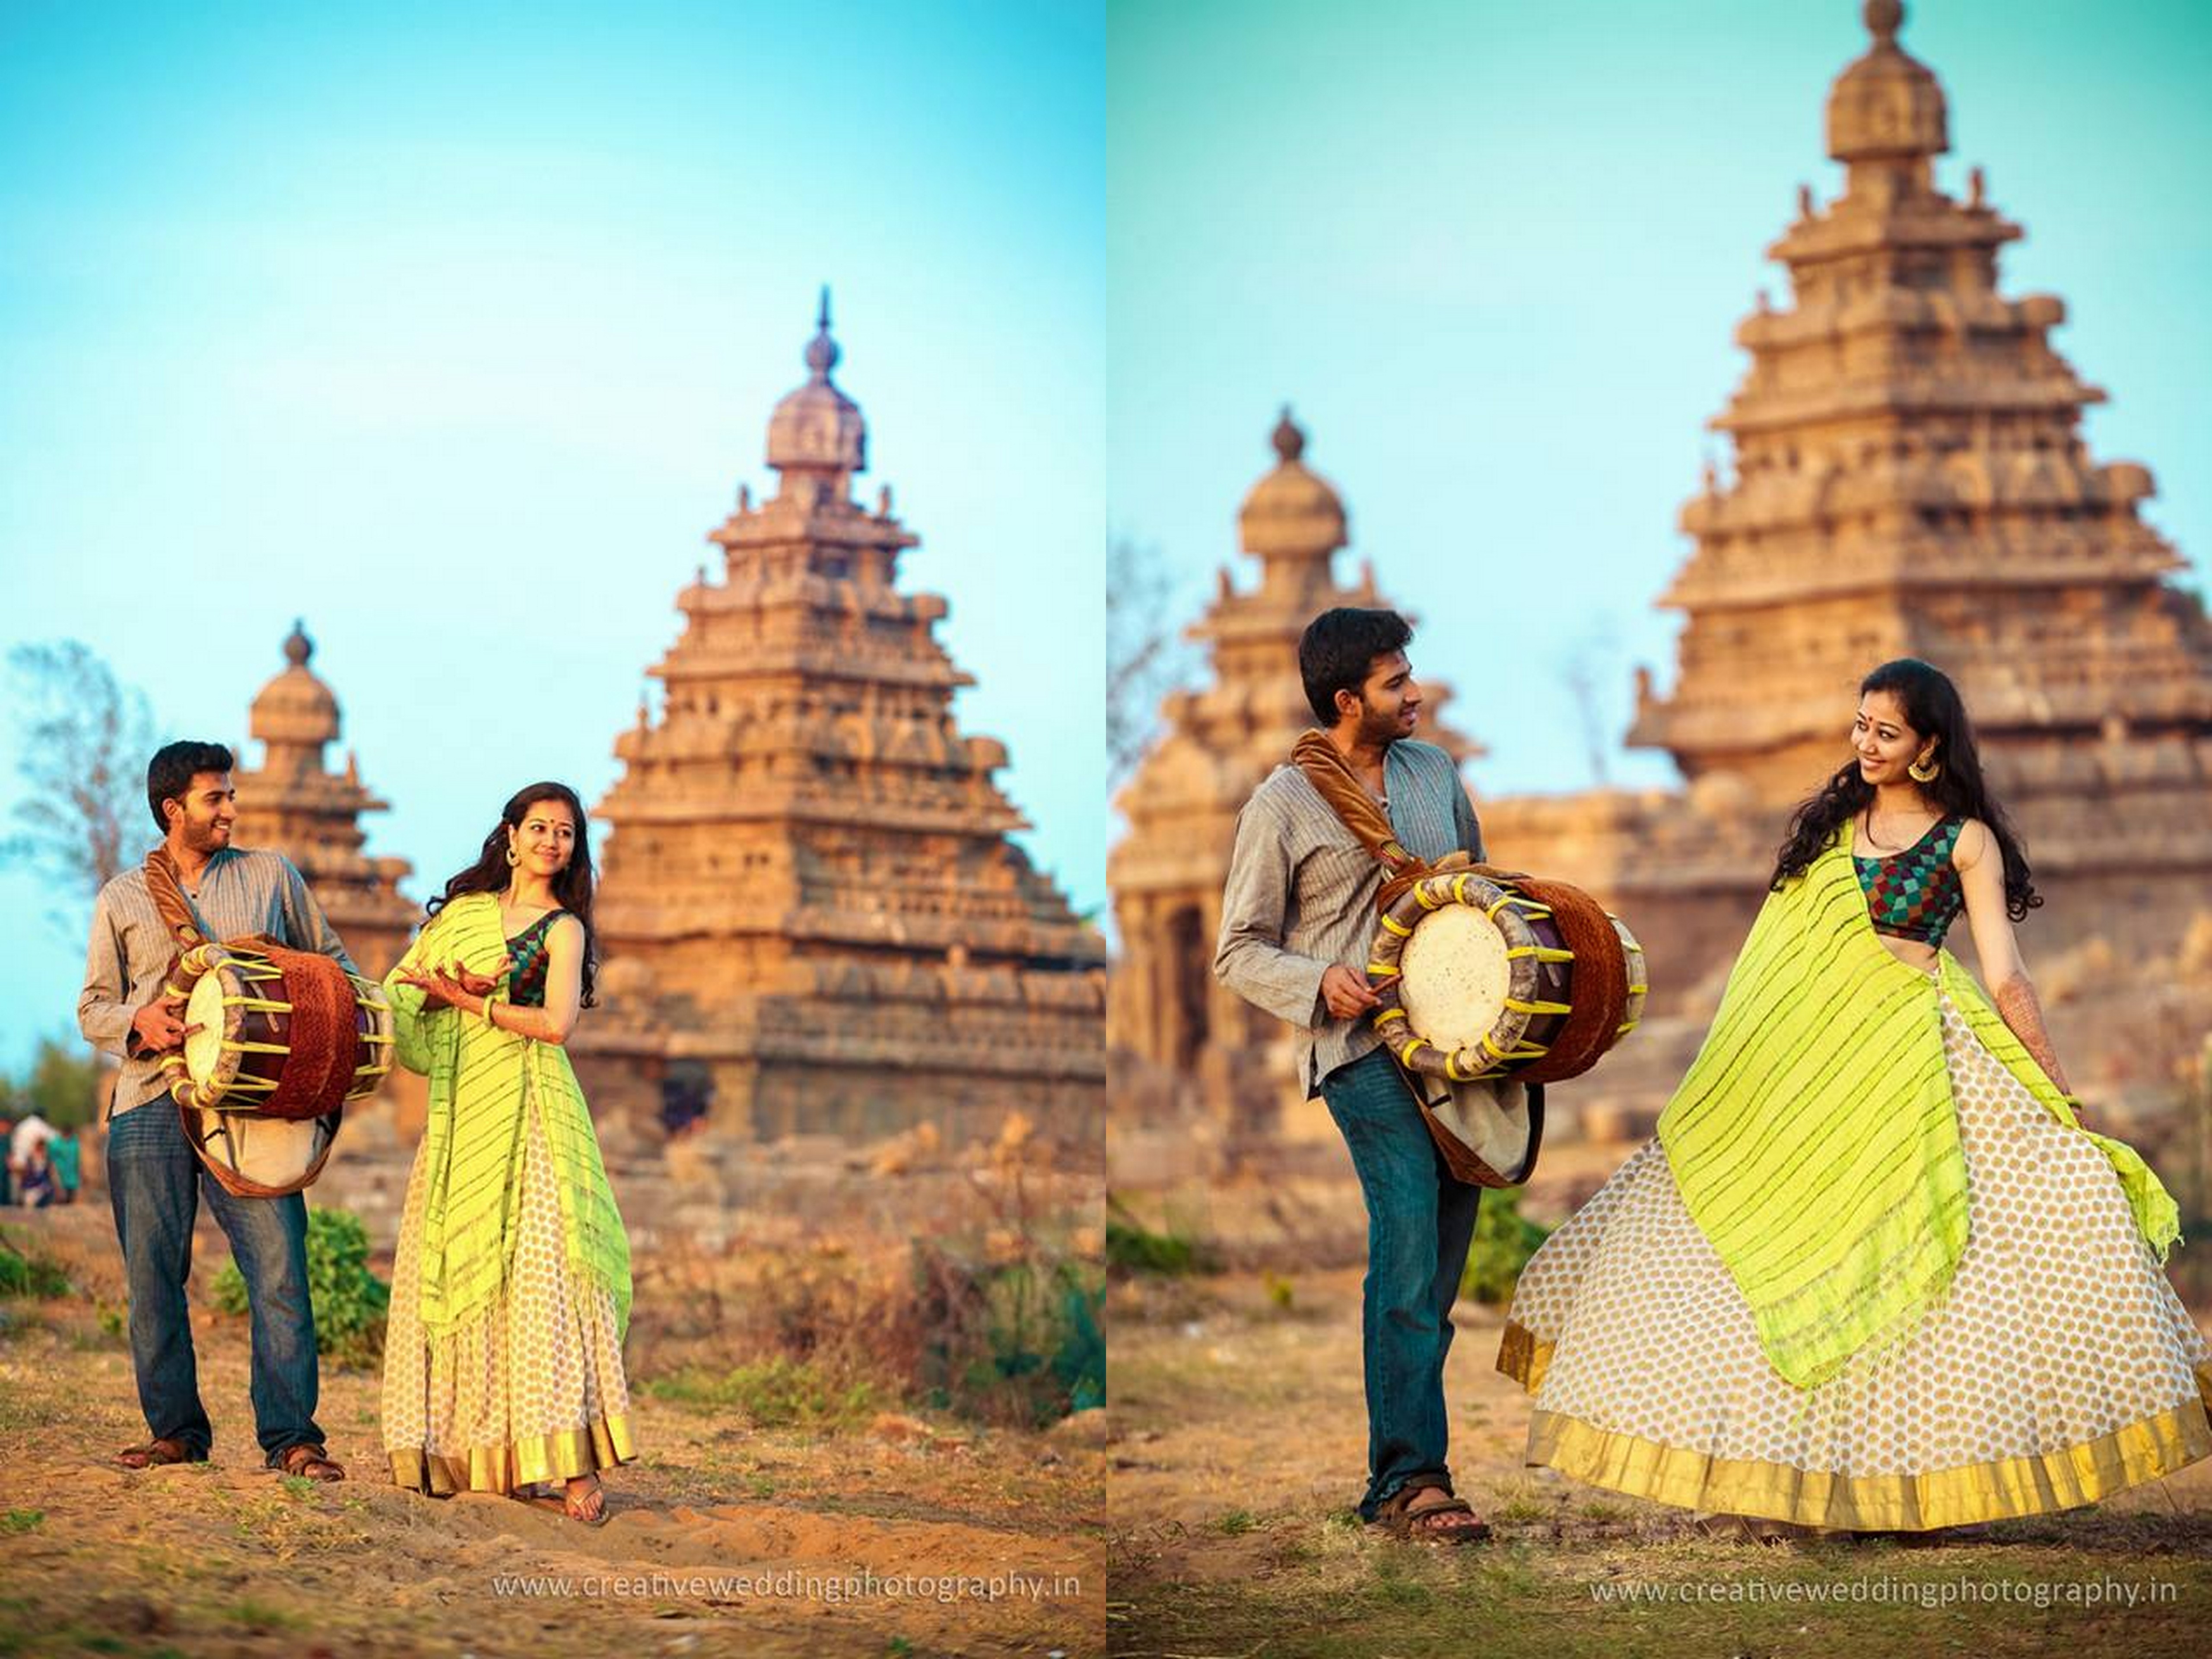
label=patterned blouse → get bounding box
[503,909,569,1008]
[1853,817,1966,947]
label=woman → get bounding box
[1497,659,2211,1533]
[380,782,635,1524]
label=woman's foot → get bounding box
[562,1474,607,1525]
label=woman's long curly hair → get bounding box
[426,781,600,1005]
[1769,658,2040,922]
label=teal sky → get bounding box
[0,0,1104,1074]
[1109,0,2212,796]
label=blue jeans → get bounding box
[105,1098,324,1462]
[1319,1047,1481,1520]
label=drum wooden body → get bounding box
[1367,870,1646,1086]
[157,941,392,1198]
[172,942,392,1118]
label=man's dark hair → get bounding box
[146,741,235,832]
[1298,608,1412,727]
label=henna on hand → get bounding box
[1993,974,2070,1093]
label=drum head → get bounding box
[1399,905,1511,1052]
[184,965,242,1097]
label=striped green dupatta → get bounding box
[1659,837,2178,1391]
[383,893,632,1341]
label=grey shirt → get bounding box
[78,847,358,1120]
[1214,738,1484,1096]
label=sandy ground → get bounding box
[0,1205,1105,1659]
[1105,1235,2212,1659]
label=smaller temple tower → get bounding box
[1108,410,1479,1152]
[231,621,416,979]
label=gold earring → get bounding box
[505,844,519,867]
[1908,753,1941,783]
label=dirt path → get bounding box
[1106,1259,2212,1659]
[0,1211,1104,1659]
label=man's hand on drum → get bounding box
[130,993,202,1054]
[1321,964,1382,1020]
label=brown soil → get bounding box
[1106,1214,2212,1658]
[0,1205,1104,1659]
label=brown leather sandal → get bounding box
[276,1443,346,1482]
[117,1437,207,1470]
[1374,1483,1491,1545]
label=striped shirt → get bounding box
[78,847,358,1120]
[1214,738,1483,1096]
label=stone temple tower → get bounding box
[1627,0,2212,940]
[1108,409,1479,1155]
[577,295,1106,1144]
[231,620,416,979]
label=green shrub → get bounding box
[1105,1195,1213,1276]
[915,1247,1106,1427]
[1460,1186,1554,1306]
[641,1356,883,1430]
[0,1230,72,1300]
[212,1207,388,1367]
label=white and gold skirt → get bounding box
[381,1076,636,1495]
[1498,992,2212,1530]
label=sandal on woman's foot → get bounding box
[1374,1483,1490,1545]
[117,1437,206,1470]
[524,1475,608,1526]
[276,1443,346,1482]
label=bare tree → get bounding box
[1560,623,1623,790]
[1106,534,1195,788]
[1,641,159,925]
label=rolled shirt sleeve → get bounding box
[77,891,140,1061]
[1214,794,1332,1030]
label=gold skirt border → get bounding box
[389,1411,636,1497]
[1511,1359,2212,1531]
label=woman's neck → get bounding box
[502,873,558,912]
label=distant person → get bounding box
[1500,659,2211,1535]
[78,740,354,1480]
[19,1143,56,1208]
[49,1125,83,1206]
[9,1109,54,1199]
[380,782,634,1526]
[0,1113,15,1205]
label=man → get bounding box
[1214,608,1491,1544]
[77,740,353,1480]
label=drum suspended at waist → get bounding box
[1366,867,1646,1088]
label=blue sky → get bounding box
[1108,0,2212,795]
[0,0,1104,1075]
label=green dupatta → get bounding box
[383,893,632,1341]
[1658,837,2178,1392]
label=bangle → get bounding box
[481,998,501,1030]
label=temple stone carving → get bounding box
[232,621,416,980]
[572,296,1106,1145]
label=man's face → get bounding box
[165,772,237,853]
[1339,649,1421,744]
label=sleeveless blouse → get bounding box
[503,908,569,1008]
[1852,817,1965,948]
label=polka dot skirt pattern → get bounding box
[382,1071,637,1495]
[1497,991,2212,1529]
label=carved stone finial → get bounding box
[1865,0,1903,48]
[737,482,752,511]
[803,285,839,379]
[1271,405,1306,464]
[284,619,312,668]
[1797,182,1815,219]
[1968,164,1986,207]
[878,483,894,517]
